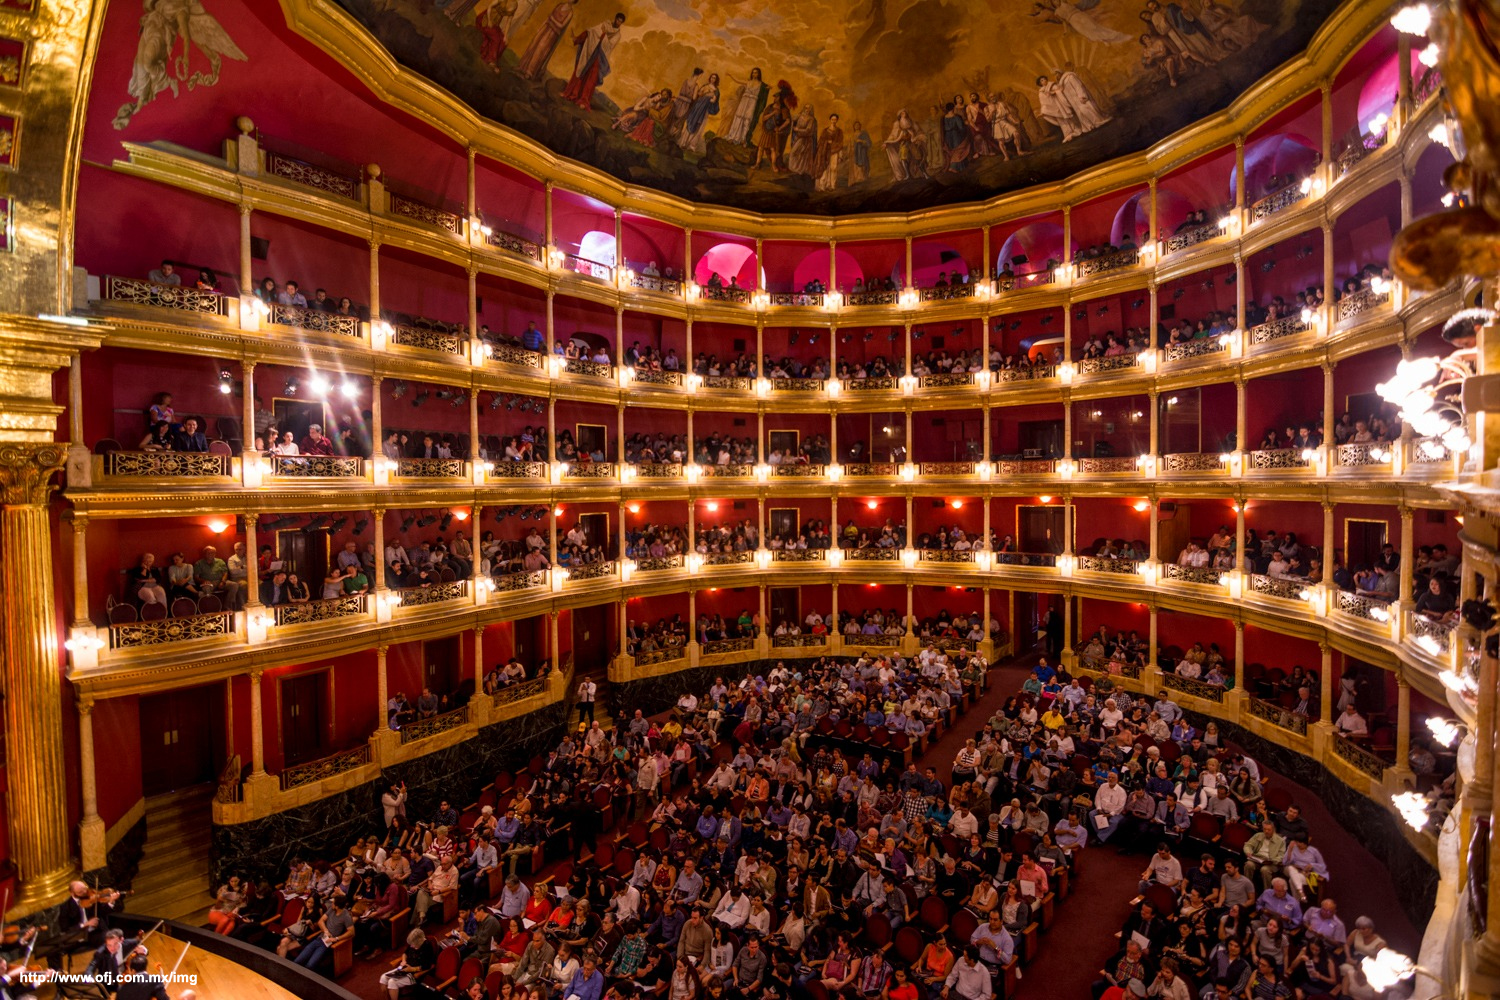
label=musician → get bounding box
[59,883,120,951]
[85,929,140,986]
[114,954,169,1000]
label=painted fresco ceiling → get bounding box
[335,0,1341,215]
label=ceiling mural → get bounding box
[333,0,1341,215]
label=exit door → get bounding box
[280,673,327,766]
[140,685,223,795]
[573,604,611,672]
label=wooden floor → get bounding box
[41,932,302,1000]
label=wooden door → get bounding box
[578,513,610,551]
[1346,519,1389,571]
[1017,505,1065,556]
[1014,592,1039,648]
[279,673,327,766]
[423,636,461,698]
[140,685,222,795]
[514,615,543,667]
[573,603,611,672]
[1159,388,1202,454]
[770,588,800,630]
[271,399,328,446]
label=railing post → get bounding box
[366,163,385,214]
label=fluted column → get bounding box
[371,376,384,467]
[1398,506,1415,605]
[249,669,265,776]
[1235,378,1246,455]
[78,699,104,871]
[1061,595,1073,667]
[1233,622,1245,692]
[1148,607,1158,669]
[0,444,78,911]
[373,507,386,592]
[241,361,256,449]
[1148,500,1159,562]
[1318,644,1333,724]
[1233,137,1246,217]
[1234,499,1246,572]
[474,628,486,694]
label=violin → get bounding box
[0,924,42,948]
[80,887,129,908]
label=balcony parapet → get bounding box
[1249,182,1307,224]
[394,457,467,480]
[635,645,688,666]
[98,450,233,480]
[1164,338,1228,364]
[279,744,371,791]
[630,368,684,388]
[1247,448,1310,472]
[1160,221,1228,257]
[844,462,901,477]
[1077,353,1140,376]
[703,551,754,567]
[489,343,546,370]
[1075,456,1138,475]
[400,704,470,745]
[486,228,544,263]
[395,579,469,608]
[102,275,232,318]
[1075,247,1140,279]
[1247,315,1312,348]
[1160,563,1224,587]
[1330,731,1389,779]
[562,357,613,379]
[107,609,235,650]
[993,365,1057,384]
[1160,671,1228,702]
[770,633,828,649]
[390,321,465,356]
[269,454,364,479]
[771,463,826,478]
[919,372,976,389]
[271,593,367,627]
[627,272,683,297]
[1076,555,1141,576]
[772,548,826,563]
[1248,694,1309,736]
[1336,287,1392,326]
[918,549,975,564]
[496,569,547,591]
[486,460,547,481]
[1159,452,1228,475]
[566,560,617,582]
[561,461,616,481]
[389,193,463,234]
[268,302,360,338]
[771,377,825,393]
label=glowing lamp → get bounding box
[207,519,229,534]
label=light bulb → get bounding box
[1419,42,1440,67]
[1426,717,1461,747]
[1390,4,1431,34]
[340,381,359,399]
[309,374,331,396]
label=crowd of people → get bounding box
[206,643,1001,998]
[694,519,761,557]
[195,634,1406,1000]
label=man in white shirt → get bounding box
[712,886,751,929]
[1138,843,1184,894]
[948,805,980,839]
[610,882,641,922]
[1090,771,1128,843]
[1335,706,1368,735]
[943,946,994,1000]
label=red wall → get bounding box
[912,409,984,463]
[1246,368,1322,442]
[477,275,547,338]
[81,347,240,447]
[76,171,241,288]
[92,696,142,828]
[912,584,981,622]
[911,496,983,539]
[381,249,470,324]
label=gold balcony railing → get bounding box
[1248,448,1310,471]
[703,637,755,655]
[567,560,617,581]
[279,744,371,791]
[1160,452,1227,474]
[918,549,975,563]
[389,193,463,233]
[1164,338,1227,363]
[771,377,825,392]
[399,704,469,744]
[1076,555,1141,575]
[1077,353,1139,375]
[265,149,359,199]
[490,344,545,369]
[772,549,825,562]
[103,276,231,317]
[1248,315,1311,347]
[1335,590,1392,623]
[494,675,548,704]
[919,372,975,389]
[486,228,543,262]
[635,645,688,666]
[631,462,682,478]
[993,364,1057,383]
[845,548,901,562]
[635,554,685,573]
[563,357,613,379]
[391,322,465,355]
[108,610,235,650]
[844,462,900,476]
[272,593,367,626]
[495,569,547,591]
[396,580,469,607]
[488,460,547,479]
[772,463,826,477]
[1075,247,1140,277]
[1249,574,1308,602]
[1337,287,1392,324]
[1248,695,1309,736]
[771,633,828,648]
[703,551,754,566]
[631,368,684,388]
[627,272,683,296]
[1161,221,1226,256]
[919,461,975,476]
[562,253,613,282]
[268,303,360,337]
[845,376,898,391]
[1161,563,1225,586]
[1331,732,1388,778]
[270,454,364,478]
[102,450,232,478]
[395,457,466,479]
[1249,182,1306,223]
[1160,672,1228,702]
[562,461,616,479]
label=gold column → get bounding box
[375,644,389,724]
[78,698,105,872]
[1322,225,1335,323]
[906,583,914,634]
[1319,82,1333,176]
[241,361,257,452]
[1235,378,1246,455]
[467,264,480,346]
[1233,137,1246,216]
[904,236,913,283]
[373,507,386,593]
[1148,499,1159,562]
[67,355,84,445]
[1399,506,1415,605]
[1062,206,1072,267]
[470,382,481,465]
[1321,362,1335,453]
[368,239,382,325]
[549,611,560,668]
[249,669,265,776]
[244,514,260,610]
[474,628,486,693]
[1235,256,1246,333]
[1148,178,1158,246]
[0,444,78,911]
[1062,594,1073,666]
[1148,607,1158,667]
[684,229,693,288]
[466,147,477,219]
[1396,31,1413,122]
[544,182,555,253]
[1233,622,1245,691]
[1148,389,1159,459]
[239,204,254,298]
[68,512,89,628]
[982,405,991,466]
[828,239,837,292]
[1319,643,1333,723]
[1394,675,1412,778]
[370,376,384,465]
[1235,497,1246,572]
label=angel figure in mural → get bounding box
[1030,0,1133,45]
[114,0,247,130]
[1035,73,1080,141]
[561,12,626,110]
[1193,0,1265,52]
[722,68,770,146]
[1142,0,1222,64]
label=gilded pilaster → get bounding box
[67,511,89,628]
[0,443,76,911]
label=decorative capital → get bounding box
[77,698,94,716]
[244,513,258,526]
[1321,500,1336,512]
[373,507,385,519]
[1321,361,1336,375]
[238,202,253,218]
[0,444,66,506]
[67,510,89,530]
[1399,505,1415,520]
[368,238,382,253]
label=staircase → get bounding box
[126,784,215,925]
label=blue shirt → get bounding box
[1255,888,1304,928]
[565,967,605,1000]
[495,816,520,844]
[696,814,720,840]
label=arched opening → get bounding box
[996,222,1068,276]
[1141,189,1198,240]
[792,248,864,292]
[1233,134,1320,203]
[693,243,758,288]
[577,231,618,268]
[908,243,970,287]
